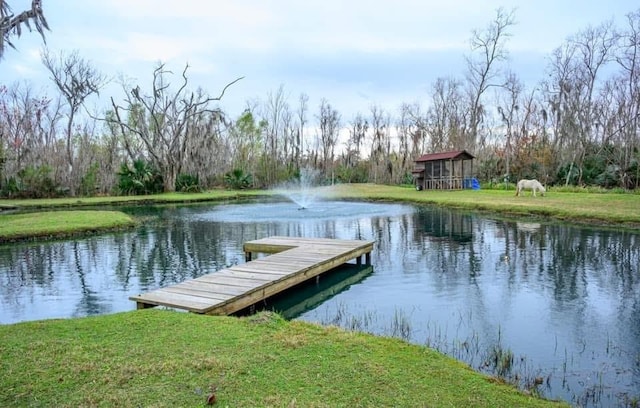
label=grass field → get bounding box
[1,184,639,243]
[0,309,567,407]
[324,184,640,228]
[0,210,135,243]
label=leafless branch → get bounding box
[1,0,50,60]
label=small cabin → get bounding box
[412,150,475,190]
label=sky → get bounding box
[1,0,638,121]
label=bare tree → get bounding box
[496,72,542,182]
[496,72,521,181]
[369,105,391,183]
[346,113,368,167]
[613,9,640,188]
[403,102,427,159]
[464,7,516,150]
[317,98,340,176]
[397,103,415,177]
[541,41,577,182]
[544,20,618,185]
[181,102,231,184]
[41,49,106,194]
[0,0,49,61]
[0,81,62,194]
[228,109,264,175]
[281,106,294,172]
[259,85,290,185]
[109,63,242,192]
[1,83,37,174]
[427,77,466,151]
[294,93,308,171]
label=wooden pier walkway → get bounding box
[130,236,374,316]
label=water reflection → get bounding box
[0,201,638,406]
[239,263,374,319]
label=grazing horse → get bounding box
[516,179,546,197]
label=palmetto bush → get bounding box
[224,168,252,189]
[175,173,201,192]
[117,159,163,195]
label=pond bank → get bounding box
[0,309,567,407]
[1,184,638,244]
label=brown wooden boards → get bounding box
[130,236,374,315]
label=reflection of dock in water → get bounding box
[242,263,374,319]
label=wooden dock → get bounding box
[130,236,374,316]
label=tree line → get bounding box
[1,5,639,198]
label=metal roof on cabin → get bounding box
[415,150,475,162]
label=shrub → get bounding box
[0,165,62,198]
[79,164,99,197]
[333,164,368,183]
[0,176,21,198]
[117,159,163,195]
[224,168,252,189]
[175,173,201,192]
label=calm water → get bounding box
[1,200,638,407]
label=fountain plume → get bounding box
[278,167,321,209]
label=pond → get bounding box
[0,199,638,407]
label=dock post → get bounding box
[356,255,362,265]
[365,252,371,265]
[136,301,156,310]
[245,251,252,262]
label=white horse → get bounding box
[515,179,546,197]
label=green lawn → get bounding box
[0,189,266,210]
[0,210,135,243]
[0,309,567,407]
[324,184,640,228]
[1,184,639,243]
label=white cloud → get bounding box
[1,0,637,119]
[10,63,41,78]
[102,0,274,22]
[117,32,200,63]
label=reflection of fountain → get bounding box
[277,168,321,210]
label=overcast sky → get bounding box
[1,0,638,120]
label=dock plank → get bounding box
[195,273,272,286]
[133,290,219,312]
[130,236,374,315]
[161,286,233,302]
[177,280,253,296]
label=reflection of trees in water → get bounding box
[112,218,250,291]
[407,206,476,275]
[0,243,62,314]
[414,206,473,244]
[543,226,639,304]
[71,241,108,317]
[1,205,638,345]
[2,208,637,313]
[412,212,639,397]
[355,207,640,403]
[0,215,255,320]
